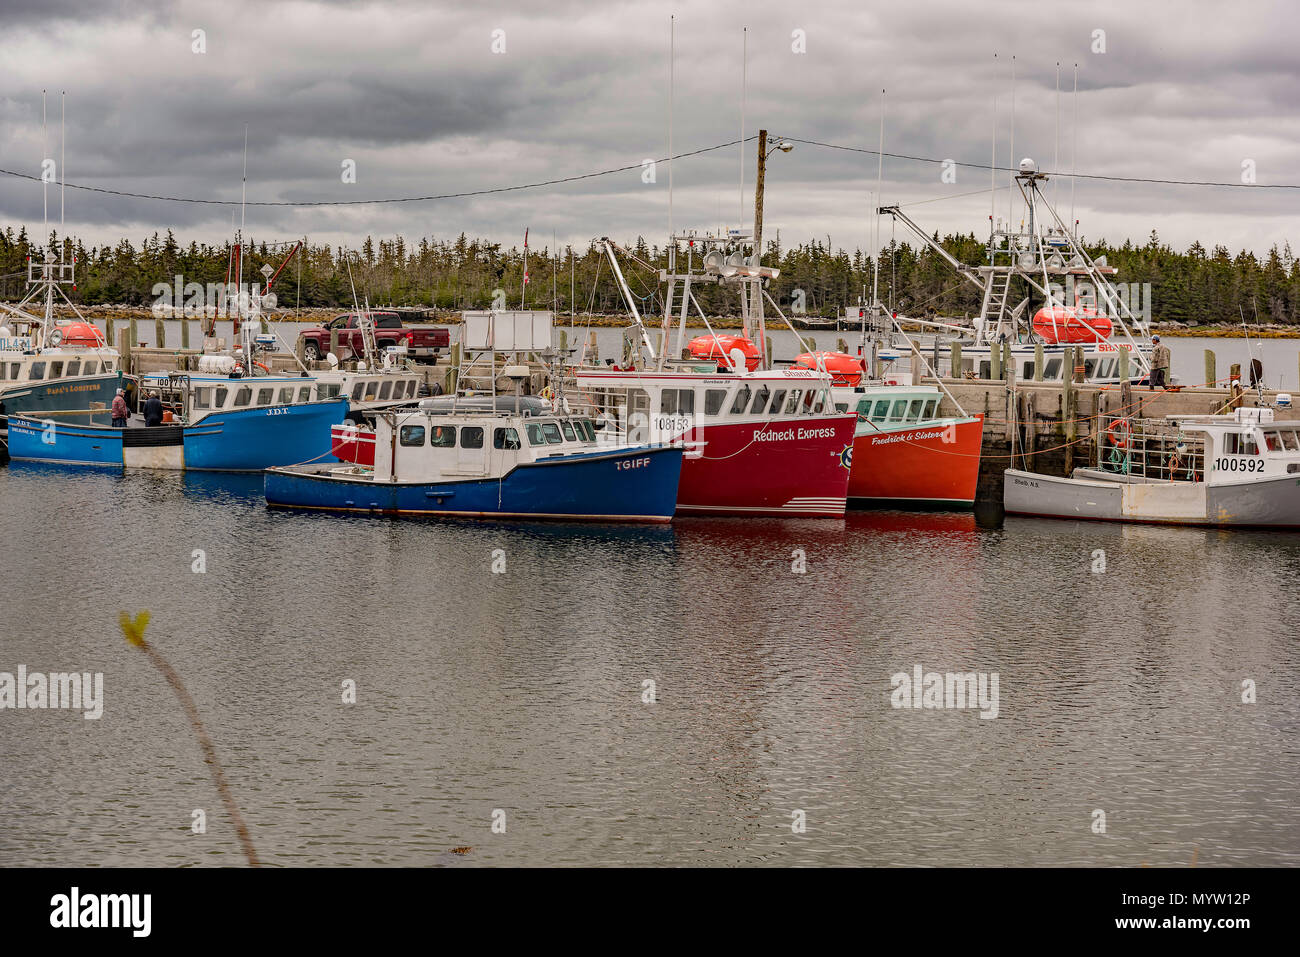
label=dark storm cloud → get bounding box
[0,0,1295,256]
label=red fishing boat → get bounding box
[833,382,984,507]
[575,365,855,516]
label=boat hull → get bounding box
[0,373,122,446]
[1004,468,1300,528]
[265,445,684,522]
[673,415,855,517]
[848,415,983,508]
[6,401,346,471]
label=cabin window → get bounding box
[978,360,991,378]
[890,399,907,420]
[871,400,890,420]
[379,382,393,401]
[768,390,787,415]
[923,399,939,419]
[541,422,563,444]
[278,388,294,404]
[29,361,45,380]
[1022,361,1034,379]
[364,381,379,402]
[1266,432,1283,452]
[234,388,252,406]
[65,360,81,377]
[1223,433,1259,455]
[494,427,521,450]
[1083,359,1098,378]
[704,389,728,416]
[392,381,407,399]
[749,385,770,414]
[461,426,484,449]
[578,419,596,441]
[560,420,577,441]
[0,363,5,380]
[526,423,547,446]
[50,361,64,378]
[429,425,456,448]
[297,387,311,403]
[399,425,426,447]
[10,363,21,379]
[194,388,211,409]
[352,383,365,400]
[908,399,924,420]
[1043,358,1062,379]
[661,389,694,415]
[835,403,850,414]
[730,385,751,414]
[1281,430,1300,452]
[215,387,229,407]
[257,388,274,405]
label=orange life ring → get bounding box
[254,361,271,373]
[1107,418,1132,449]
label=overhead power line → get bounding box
[780,136,1300,189]
[0,133,1294,211]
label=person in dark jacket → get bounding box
[143,391,164,427]
[111,388,129,428]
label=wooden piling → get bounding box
[1118,345,1130,383]
[329,328,340,358]
[910,345,922,385]
[1034,342,1044,381]
[1063,346,1078,474]
[128,317,138,348]
[950,342,962,379]
[765,336,773,368]
[1002,340,1013,381]
[180,318,190,350]
[836,337,848,354]
[1204,349,1216,388]
[990,342,1002,380]
[155,319,166,350]
[1004,363,1017,441]
[103,320,114,347]
[444,343,461,394]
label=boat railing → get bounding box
[1097,414,1205,482]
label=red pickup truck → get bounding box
[299,311,449,363]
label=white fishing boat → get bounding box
[873,159,1156,387]
[1004,408,1300,528]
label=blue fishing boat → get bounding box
[7,371,346,471]
[265,395,683,522]
[1,253,128,453]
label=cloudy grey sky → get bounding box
[1,0,1296,257]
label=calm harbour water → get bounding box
[1,462,1297,867]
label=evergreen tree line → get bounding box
[2,224,1297,326]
